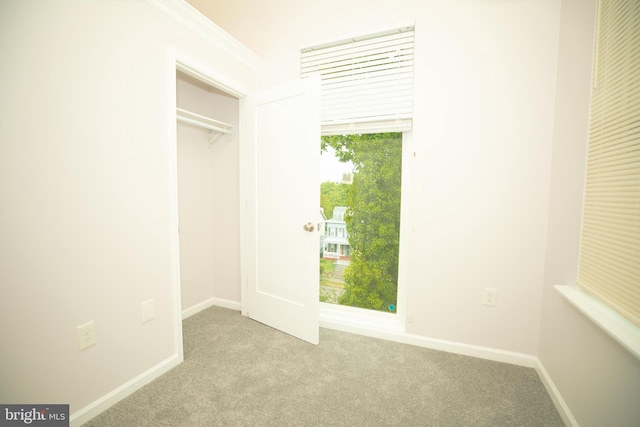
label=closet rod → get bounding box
[176,107,233,135]
[177,115,233,134]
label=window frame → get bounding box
[307,26,415,330]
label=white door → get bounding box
[241,76,321,344]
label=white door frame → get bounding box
[166,47,249,363]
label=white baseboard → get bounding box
[182,297,242,319]
[69,355,180,426]
[320,314,537,368]
[535,359,578,427]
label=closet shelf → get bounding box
[176,107,234,146]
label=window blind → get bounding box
[301,26,414,135]
[577,0,640,327]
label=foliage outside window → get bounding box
[320,133,402,312]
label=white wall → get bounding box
[0,0,254,416]
[188,0,562,355]
[177,73,241,312]
[539,0,640,425]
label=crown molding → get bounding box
[146,0,261,71]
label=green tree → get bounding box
[320,181,349,220]
[321,133,402,312]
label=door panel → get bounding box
[243,76,321,344]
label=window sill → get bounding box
[555,285,640,360]
[319,302,405,334]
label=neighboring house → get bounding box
[323,206,351,260]
[319,208,327,257]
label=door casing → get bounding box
[167,48,250,363]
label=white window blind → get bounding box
[301,26,414,135]
[577,0,640,327]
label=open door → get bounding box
[241,76,321,344]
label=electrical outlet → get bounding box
[482,288,498,307]
[77,321,96,351]
[408,312,413,323]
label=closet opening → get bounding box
[172,64,242,360]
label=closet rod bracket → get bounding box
[208,129,235,148]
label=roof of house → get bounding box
[331,206,347,221]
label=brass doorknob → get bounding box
[303,222,315,232]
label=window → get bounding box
[305,27,413,316]
[577,0,640,327]
[320,133,403,312]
